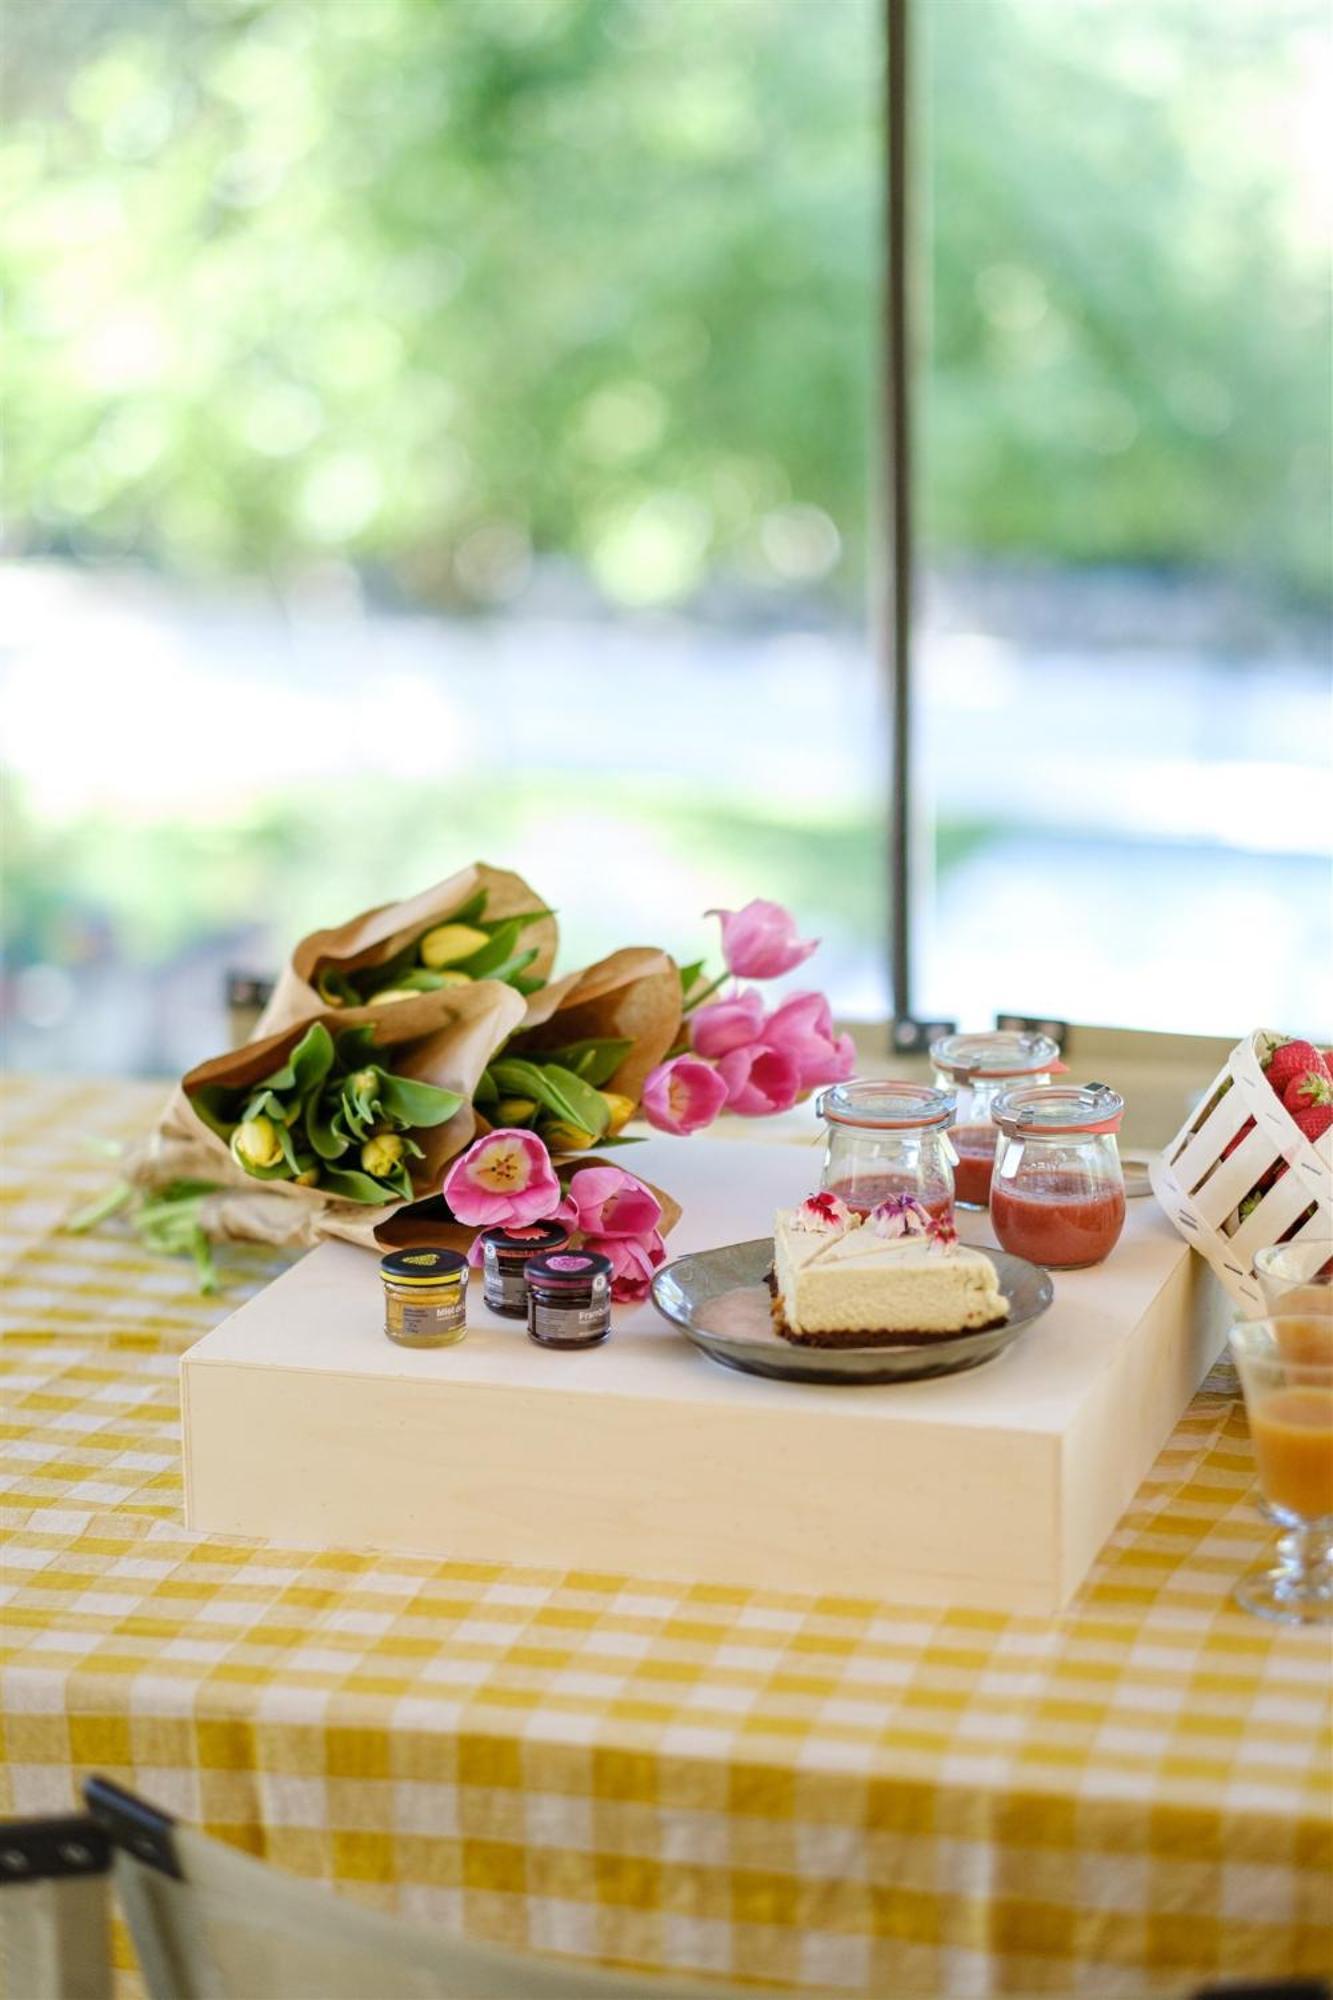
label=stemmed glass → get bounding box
[1229,1316,1333,1626]
[1253,1239,1333,1316]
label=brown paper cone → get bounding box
[510,946,682,1102]
[127,982,526,1251]
[253,862,557,1039]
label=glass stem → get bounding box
[1275,1525,1333,1587]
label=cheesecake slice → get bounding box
[772,1192,1009,1347]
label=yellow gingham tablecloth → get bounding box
[2,1075,1330,1997]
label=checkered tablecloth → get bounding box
[2,1075,1330,1997]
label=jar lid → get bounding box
[480,1220,571,1256]
[930,1030,1061,1081]
[990,1082,1124,1136]
[380,1246,468,1286]
[526,1249,613,1289]
[815,1079,956,1130]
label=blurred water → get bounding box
[2,562,1329,1072]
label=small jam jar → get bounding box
[526,1250,613,1349]
[481,1219,572,1318]
[380,1247,468,1347]
[989,1082,1126,1269]
[930,1031,1062,1210]
[815,1079,957,1221]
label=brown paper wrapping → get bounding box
[127,982,526,1252]
[375,948,686,1256]
[509,946,682,1102]
[253,863,557,1040]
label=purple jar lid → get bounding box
[526,1250,612,1289]
[481,1220,571,1258]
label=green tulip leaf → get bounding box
[454,919,525,977]
[544,1038,634,1088]
[510,972,547,996]
[474,1067,500,1108]
[305,1090,353,1160]
[678,959,707,999]
[319,1162,414,1204]
[373,1072,462,1128]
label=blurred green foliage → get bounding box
[2,0,1329,603]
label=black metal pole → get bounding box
[884,0,913,1028]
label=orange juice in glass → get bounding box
[1230,1317,1333,1626]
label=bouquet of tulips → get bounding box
[190,1021,462,1203]
[69,874,853,1290]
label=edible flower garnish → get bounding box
[926,1213,958,1252]
[870,1193,931,1238]
[793,1190,853,1233]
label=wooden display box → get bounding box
[182,1139,1229,1613]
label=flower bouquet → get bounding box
[253,861,557,1034]
[71,880,854,1296]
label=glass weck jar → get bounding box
[930,1030,1062,1210]
[815,1080,957,1222]
[989,1082,1126,1269]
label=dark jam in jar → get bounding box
[480,1219,572,1318]
[526,1250,613,1349]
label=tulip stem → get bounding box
[682,971,729,1014]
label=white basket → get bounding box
[1150,1029,1333,1313]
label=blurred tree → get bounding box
[1,0,1328,605]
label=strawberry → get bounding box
[1293,1103,1333,1147]
[1283,1069,1333,1114]
[1264,1039,1328,1094]
[1221,1117,1255,1159]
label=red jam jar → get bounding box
[989,1082,1126,1269]
[815,1080,957,1222]
[930,1030,1061,1210]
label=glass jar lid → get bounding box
[930,1030,1061,1081]
[526,1249,612,1290]
[990,1082,1124,1136]
[815,1079,956,1130]
[481,1220,571,1259]
[379,1246,468,1287]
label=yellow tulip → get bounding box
[367,987,417,1005]
[293,1166,321,1187]
[432,970,474,986]
[361,1132,405,1178]
[543,1120,596,1152]
[420,923,489,969]
[231,1116,283,1172]
[496,1096,539,1126]
[599,1091,636,1136]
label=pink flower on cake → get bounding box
[762,992,857,1091]
[870,1193,931,1238]
[561,1165,662,1240]
[707,899,819,980]
[926,1213,958,1252]
[641,1055,729,1136]
[793,1190,854,1233]
[689,988,766,1059]
[443,1128,562,1228]
[714,1042,801,1117]
[584,1228,667,1302]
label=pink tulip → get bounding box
[762,992,857,1091]
[714,1042,801,1117]
[689,987,765,1059]
[707,899,818,979]
[443,1127,562,1228]
[585,1228,667,1302]
[562,1164,662,1240]
[641,1054,729,1136]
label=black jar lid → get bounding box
[526,1249,612,1290]
[480,1220,572,1258]
[380,1246,468,1286]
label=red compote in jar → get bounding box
[930,1030,1061,1210]
[989,1082,1126,1269]
[815,1080,957,1222]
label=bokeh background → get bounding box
[3,0,1330,1074]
